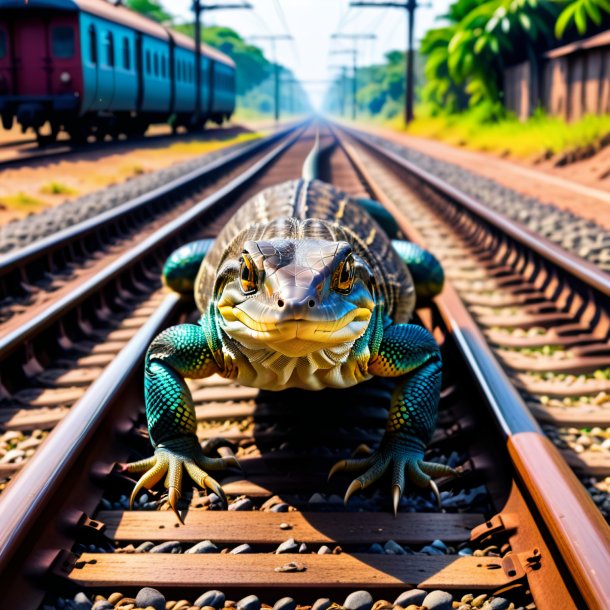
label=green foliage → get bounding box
[555,0,610,37]
[399,108,610,159]
[125,0,172,23]
[418,0,610,115]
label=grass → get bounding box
[0,192,45,211]
[165,131,261,155]
[384,109,610,160]
[39,181,77,196]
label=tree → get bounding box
[555,0,610,37]
[125,0,172,23]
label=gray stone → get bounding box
[231,543,252,554]
[311,599,332,610]
[72,593,92,610]
[135,541,155,552]
[135,587,166,610]
[186,540,218,554]
[368,543,384,554]
[308,492,326,503]
[393,589,427,606]
[229,498,253,511]
[317,545,332,554]
[92,602,113,610]
[421,545,444,555]
[383,539,406,554]
[431,539,448,552]
[343,590,373,610]
[276,538,298,553]
[194,590,226,609]
[486,598,511,610]
[273,597,297,610]
[237,594,261,610]
[422,590,453,610]
[298,543,308,553]
[270,503,290,512]
[149,540,182,553]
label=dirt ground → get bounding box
[357,124,610,233]
[0,122,277,226]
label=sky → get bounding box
[163,0,453,108]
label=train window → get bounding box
[154,53,158,77]
[88,25,97,64]
[161,55,166,78]
[106,32,114,67]
[0,31,6,60]
[146,50,151,74]
[52,26,74,58]
[123,37,130,70]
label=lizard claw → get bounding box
[328,436,457,514]
[124,436,237,517]
[392,484,401,517]
[344,479,363,505]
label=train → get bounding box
[0,0,236,143]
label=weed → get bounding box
[40,181,77,196]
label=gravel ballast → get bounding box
[0,137,259,254]
[360,131,610,273]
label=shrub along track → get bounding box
[0,124,608,610]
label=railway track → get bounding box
[0,121,305,487]
[336,124,610,519]
[0,123,609,610]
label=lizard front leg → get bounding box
[329,323,455,514]
[125,318,237,520]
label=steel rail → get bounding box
[0,125,306,357]
[0,292,181,574]
[335,128,610,610]
[0,122,303,275]
[340,124,610,298]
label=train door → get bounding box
[48,16,82,99]
[98,29,115,110]
[83,23,98,112]
[135,32,144,111]
[11,18,49,95]
[207,59,215,117]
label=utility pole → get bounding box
[248,34,293,123]
[330,49,358,119]
[331,34,375,121]
[193,1,252,128]
[330,65,348,116]
[350,1,428,125]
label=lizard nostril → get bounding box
[277,299,285,308]
[308,300,315,308]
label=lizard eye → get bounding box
[239,253,258,295]
[333,253,355,295]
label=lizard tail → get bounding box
[302,129,321,181]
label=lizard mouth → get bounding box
[218,305,371,346]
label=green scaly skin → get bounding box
[125,180,455,518]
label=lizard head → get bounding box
[215,238,376,357]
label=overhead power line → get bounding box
[248,34,293,123]
[192,1,253,126]
[350,0,430,125]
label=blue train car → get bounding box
[0,0,236,142]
